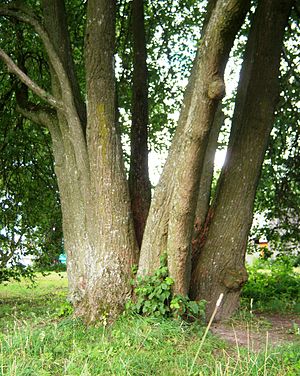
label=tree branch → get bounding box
[0,4,77,113]
[16,103,58,130]
[0,48,63,110]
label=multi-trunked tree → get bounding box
[0,0,295,322]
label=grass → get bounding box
[0,273,300,375]
[0,272,68,332]
[242,258,300,314]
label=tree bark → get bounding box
[192,105,224,263]
[139,0,250,296]
[42,0,138,321]
[83,0,138,320]
[41,0,86,128]
[190,0,294,320]
[129,0,151,249]
[40,0,92,310]
[0,0,139,321]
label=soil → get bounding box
[211,312,300,351]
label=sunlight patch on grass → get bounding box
[0,272,68,299]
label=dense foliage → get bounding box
[117,0,205,151]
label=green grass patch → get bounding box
[0,272,68,331]
[0,272,68,298]
[1,272,300,375]
[242,257,300,313]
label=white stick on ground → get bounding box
[189,293,224,375]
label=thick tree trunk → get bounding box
[129,0,151,249]
[42,0,138,321]
[190,0,294,320]
[0,0,138,322]
[82,0,138,321]
[139,0,250,295]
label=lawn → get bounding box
[0,272,299,375]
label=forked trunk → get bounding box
[0,0,138,322]
[42,0,138,321]
[190,0,294,320]
[139,0,251,296]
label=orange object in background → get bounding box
[259,241,269,249]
